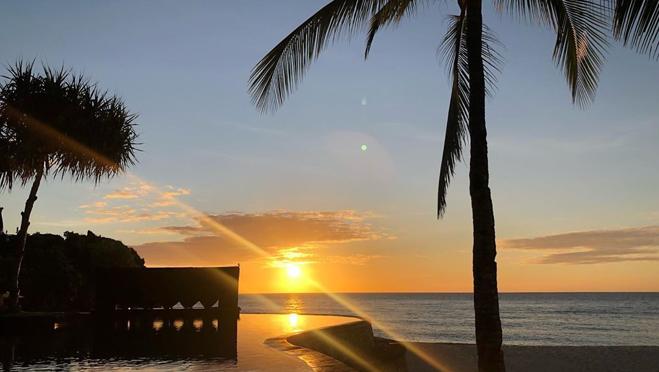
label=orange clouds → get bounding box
[134,210,389,267]
[80,181,191,224]
[103,183,153,199]
[151,187,191,207]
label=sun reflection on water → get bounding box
[285,312,303,333]
[193,319,203,331]
[152,319,164,331]
[284,294,304,313]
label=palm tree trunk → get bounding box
[466,0,505,371]
[7,169,43,312]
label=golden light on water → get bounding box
[287,313,300,332]
[281,312,304,334]
[152,319,164,331]
[193,319,203,331]
[288,312,298,325]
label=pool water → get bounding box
[1,313,358,371]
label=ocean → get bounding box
[239,292,659,346]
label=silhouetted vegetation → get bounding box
[0,61,139,310]
[0,231,144,312]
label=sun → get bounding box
[277,262,309,292]
[286,263,301,278]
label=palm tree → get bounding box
[248,1,615,370]
[610,0,659,59]
[0,61,138,311]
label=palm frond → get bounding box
[612,0,659,58]
[436,14,502,217]
[249,0,388,113]
[0,61,139,190]
[437,14,468,218]
[495,0,609,107]
[364,0,418,58]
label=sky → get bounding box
[1,0,658,293]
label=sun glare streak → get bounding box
[306,327,381,371]
[5,107,122,173]
[306,278,452,372]
[18,109,450,372]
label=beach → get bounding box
[405,343,659,372]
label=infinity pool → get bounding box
[1,313,358,371]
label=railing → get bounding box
[95,266,239,317]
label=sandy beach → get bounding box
[405,343,659,372]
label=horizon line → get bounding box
[240,291,659,295]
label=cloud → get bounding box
[82,205,184,224]
[80,181,191,225]
[151,187,191,207]
[162,210,385,246]
[134,210,388,266]
[323,254,382,266]
[79,201,108,209]
[500,225,659,264]
[104,183,153,199]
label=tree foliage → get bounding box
[0,61,138,190]
[0,231,144,311]
[247,0,642,216]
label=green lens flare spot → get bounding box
[360,144,368,152]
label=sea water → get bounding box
[240,292,659,346]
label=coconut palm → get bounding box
[0,61,138,311]
[249,1,613,370]
[611,0,659,59]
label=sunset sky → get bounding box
[2,1,658,293]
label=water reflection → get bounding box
[1,313,360,371]
[193,319,203,331]
[287,313,300,333]
[284,294,304,313]
[152,319,164,332]
[1,312,238,371]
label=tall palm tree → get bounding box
[0,61,139,311]
[248,1,657,370]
